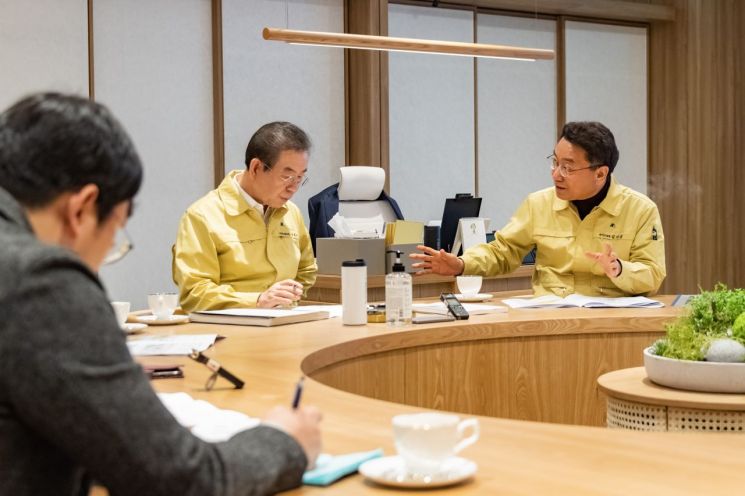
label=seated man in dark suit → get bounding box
[0,93,321,496]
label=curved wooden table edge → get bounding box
[598,367,745,411]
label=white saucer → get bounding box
[358,455,476,488]
[455,293,493,302]
[121,322,148,334]
[134,314,190,326]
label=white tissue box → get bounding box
[316,238,386,275]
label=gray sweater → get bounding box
[0,188,306,496]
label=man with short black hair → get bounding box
[173,121,317,311]
[0,93,321,496]
[412,121,666,297]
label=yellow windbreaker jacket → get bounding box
[462,177,666,297]
[172,171,317,311]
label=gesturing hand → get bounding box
[409,245,465,276]
[585,242,622,278]
[257,279,303,308]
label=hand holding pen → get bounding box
[262,376,322,469]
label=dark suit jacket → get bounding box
[0,187,306,496]
[307,183,404,254]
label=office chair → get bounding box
[307,166,404,254]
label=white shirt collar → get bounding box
[233,172,265,216]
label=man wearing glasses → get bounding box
[412,121,666,297]
[173,121,317,310]
[0,94,321,495]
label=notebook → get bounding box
[190,308,330,327]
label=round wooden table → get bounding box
[104,294,745,495]
[598,367,745,432]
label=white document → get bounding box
[412,302,508,315]
[502,294,664,309]
[295,304,343,318]
[158,392,259,442]
[127,334,218,356]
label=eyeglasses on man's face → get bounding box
[103,227,133,265]
[261,161,309,187]
[547,154,602,178]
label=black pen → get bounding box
[292,376,305,409]
[189,349,245,389]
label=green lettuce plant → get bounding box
[652,284,745,361]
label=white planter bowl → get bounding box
[643,346,745,393]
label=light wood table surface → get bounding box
[118,294,745,495]
[306,266,533,303]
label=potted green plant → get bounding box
[644,284,745,392]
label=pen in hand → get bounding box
[292,376,305,409]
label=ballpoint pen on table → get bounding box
[292,376,305,409]
[189,349,245,390]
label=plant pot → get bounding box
[643,346,745,393]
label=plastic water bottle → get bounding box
[341,259,367,325]
[385,251,412,327]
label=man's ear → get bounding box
[596,165,609,182]
[247,158,263,177]
[62,184,100,237]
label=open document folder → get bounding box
[502,294,664,309]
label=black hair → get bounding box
[244,121,311,169]
[0,92,143,222]
[560,121,619,173]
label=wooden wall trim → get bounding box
[344,0,390,192]
[421,0,675,22]
[87,0,95,99]
[211,0,225,187]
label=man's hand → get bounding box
[585,242,622,278]
[409,245,465,276]
[263,405,322,469]
[257,279,303,308]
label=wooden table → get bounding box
[598,367,745,432]
[305,265,533,303]
[112,294,745,495]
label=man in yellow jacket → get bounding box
[173,122,317,310]
[411,121,666,297]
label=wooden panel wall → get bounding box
[310,330,664,426]
[647,0,745,293]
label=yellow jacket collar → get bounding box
[218,170,288,218]
[552,175,622,216]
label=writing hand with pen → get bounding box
[263,377,322,469]
[189,353,322,469]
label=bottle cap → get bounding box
[387,250,405,273]
[342,259,366,267]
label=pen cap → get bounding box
[341,259,367,325]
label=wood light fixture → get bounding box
[263,28,554,61]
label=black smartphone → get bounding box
[440,293,470,320]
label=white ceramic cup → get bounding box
[456,275,483,296]
[110,301,131,328]
[147,293,179,320]
[392,412,479,476]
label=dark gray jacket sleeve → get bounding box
[1,252,306,496]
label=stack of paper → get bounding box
[502,294,665,309]
[127,334,218,356]
[385,220,424,246]
[158,392,259,442]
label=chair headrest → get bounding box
[338,166,386,201]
